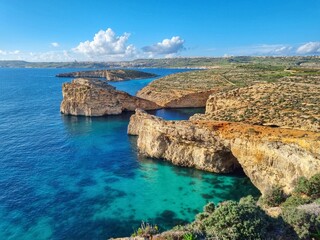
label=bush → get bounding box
[183,232,197,240]
[203,202,215,214]
[261,186,286,207]
[282,207,320,239]
[203,196,274,239]
[281,195,311,209]
[132,221,159,238]
[308,174,320,198]
[294,173,320,199]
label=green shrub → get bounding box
[308,174,320,198]
[132,221,159,238]
[195,212,209,221]
[203,202,215,214]
[261,186,286,207]
[294,174,320,199]
[294,176,309,195]
[183,232,197,240]
[281,195,311,209]
[203,196,274,239]
[282,207,320,239]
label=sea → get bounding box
[0,68,259,239]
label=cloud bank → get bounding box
[0,27,319,61]
[0,50,21,55]
[142,36,185,56]
[296,42,320,55]
[226,42,320,56]
[228,44,293,56]
[73,28,136,59]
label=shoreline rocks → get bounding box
[128,109,320,195]
[60,78,160,116]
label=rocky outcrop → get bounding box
[57,69,157,81]
[128,109,240,173]
[137,87,216,108]
[136,70,230,108]
[128,109,320,195]
[192,82,320,132]
[61,78,160,116]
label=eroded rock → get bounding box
[60,78,160,116]
[128,109,320,195]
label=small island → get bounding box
[60,78,160,116]
[56,69,158,81]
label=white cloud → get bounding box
[296,42,320,54]
[73,28,136,59]
[0,50,21,55]
[51,42,60,47]
[142,36,185,55]
[0,50,76,62]
[229,44,293,56]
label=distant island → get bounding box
[1,56,320,69]
[56,69,158,81]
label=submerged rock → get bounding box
[60,78,160,116]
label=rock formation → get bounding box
[56,69,157,81]
[191,81,320,132]
[128,109,320,195]
[61,78,160,116]
[136,70,228,108]
[128,109,240,173]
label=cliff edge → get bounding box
[128,109,320,195]
[61,78,160,116]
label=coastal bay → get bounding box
[0,68,259,239]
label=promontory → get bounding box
[56,69,158,81]
[60,78,160,116]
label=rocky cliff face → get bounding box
[192,82,320,132]
[128,109,240,173]
[137,87,216,108]
[61,78,160,116]
[136,70,229,108]
[128,109,320,195]
[57,69,157,81]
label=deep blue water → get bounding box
[0,68,259,239]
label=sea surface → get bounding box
[0,68,259,239]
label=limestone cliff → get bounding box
[136,70,229,107]
[128,109,240,173]
[192,82,320,132]
[137,87,216,108]
[56,69,157,81]
[128,109,320,195]
[61,78,160,116]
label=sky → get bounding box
[0,0,319,61]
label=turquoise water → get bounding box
[0,68,259,239]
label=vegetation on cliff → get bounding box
[153,173,320,240]
[136,58,320,113]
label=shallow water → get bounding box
[0,68,259,239]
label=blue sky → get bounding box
[0,0,319,61]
